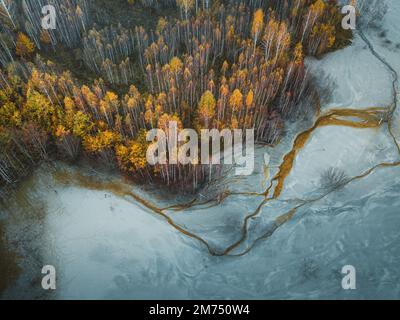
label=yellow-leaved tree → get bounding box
[252,9,264,50]
[198,90,216,129]
[16,33,35,58]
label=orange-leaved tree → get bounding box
[16,33,35,58]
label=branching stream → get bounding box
[54,28,400,257]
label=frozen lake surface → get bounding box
[1,0,400,299]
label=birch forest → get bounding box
[0,0,352,195]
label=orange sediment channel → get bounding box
[52,105,396,257]
[224,107,391,256]
[268,107,387,199]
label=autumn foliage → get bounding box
[15,33,35,58]
[0,0,352,193]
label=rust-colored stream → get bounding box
[7,31,400,264]
[269,107,387,199]
[53,28,400,257]
[52,103,398,257]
